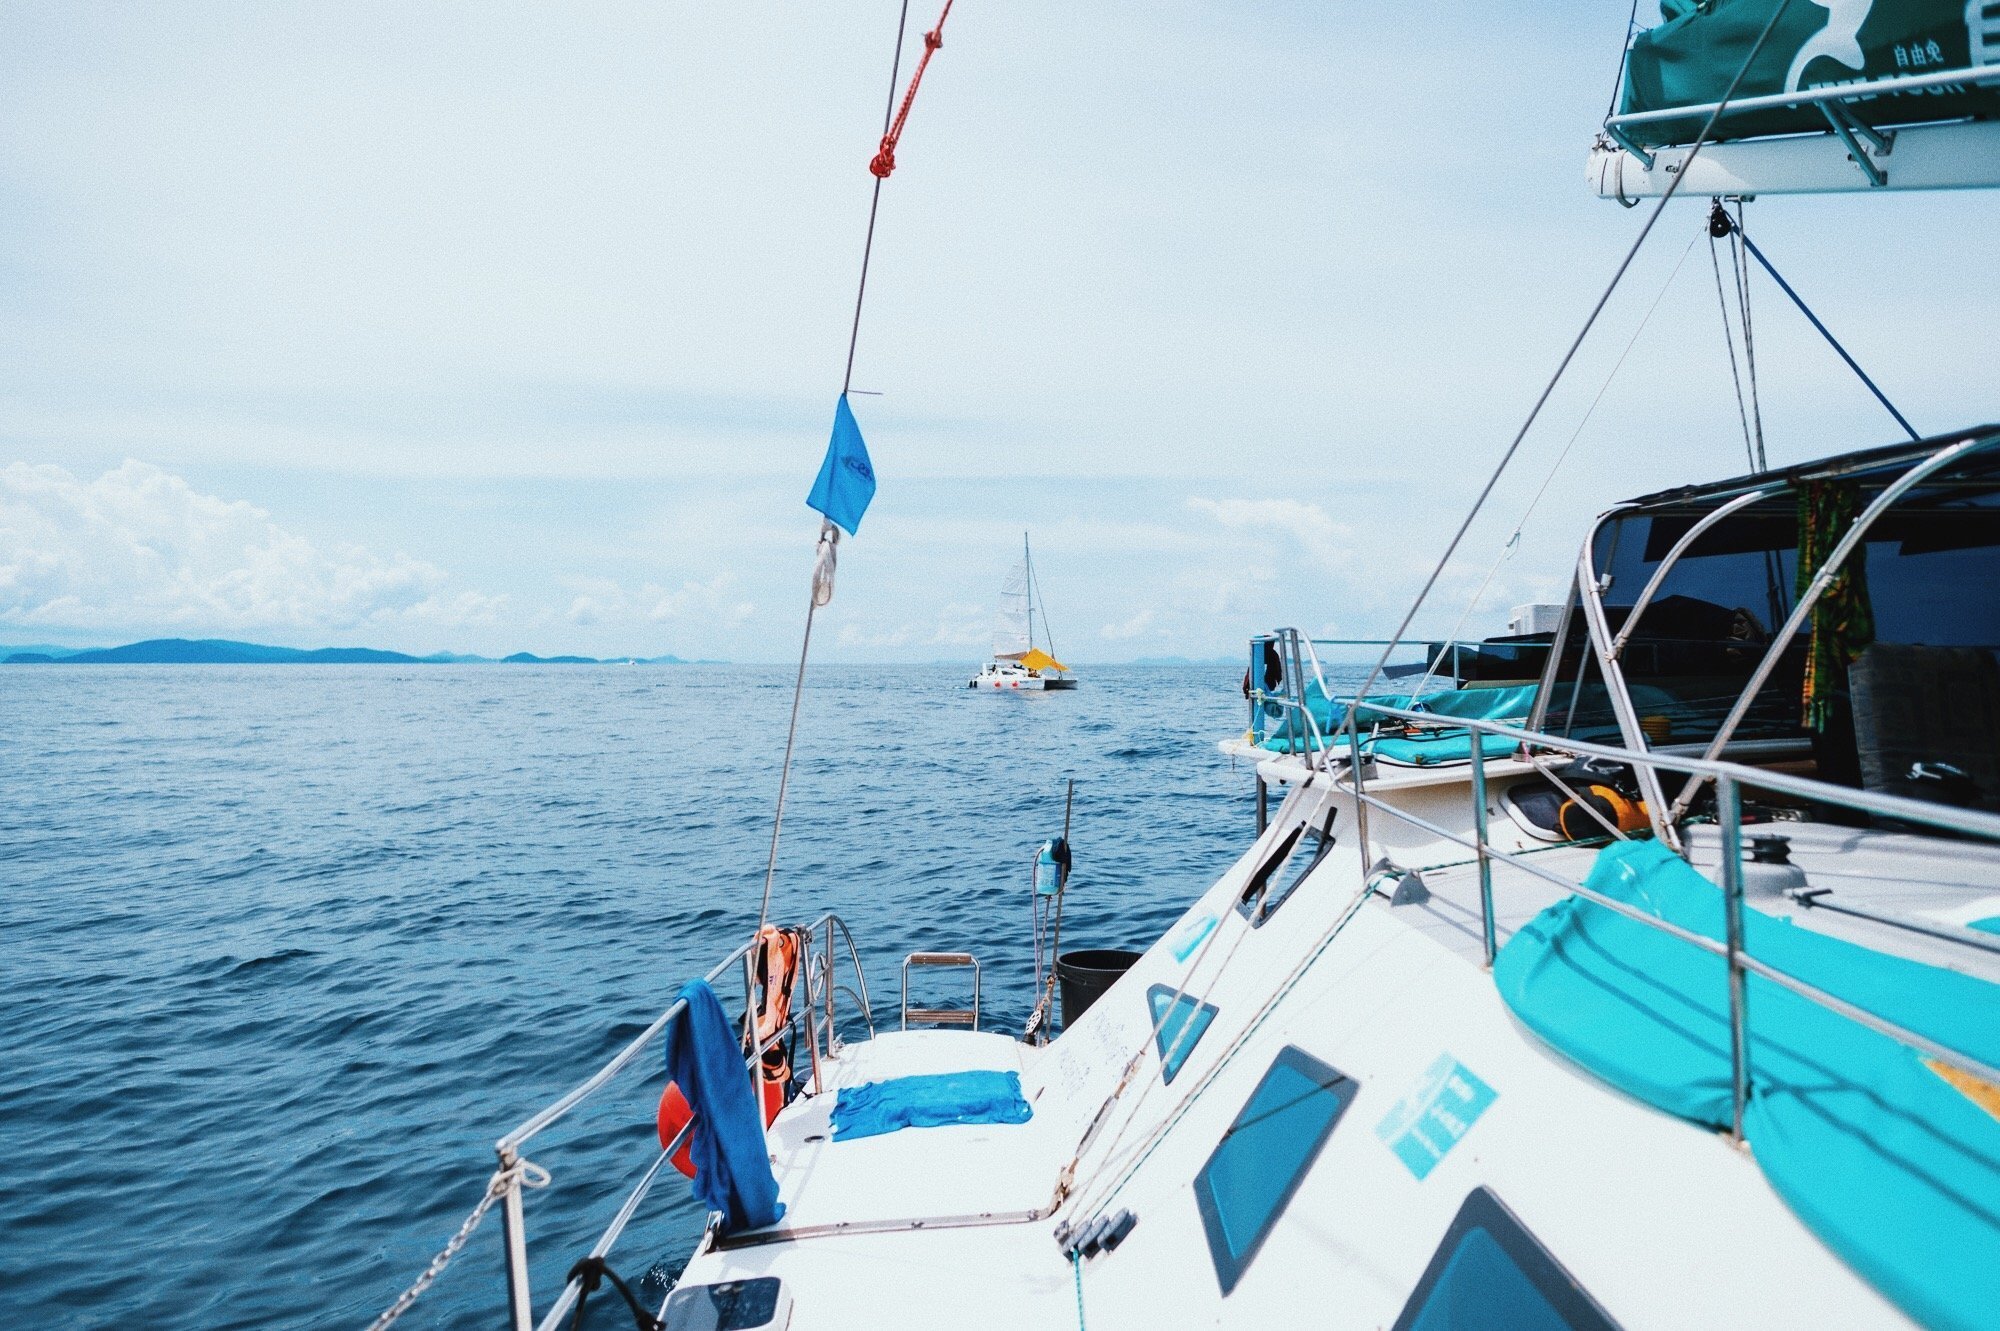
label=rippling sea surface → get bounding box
[0,663,1254,1328]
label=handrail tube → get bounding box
[1470,754,1497,965]
[1265,651,2000,844]
[500,1147,533,1331]
[1720,776,1752,1142]
[1610,488,1778,658]
[1527,572,1582,734]
[533,1134,688,1331]
[1605,62,2000,130]
[1330,770,2000,1087]
[495,911,870,1329]
[829,915,876,1036]
[497,941,751,1152]
[1574,526,1677,845]
[1670,433,2000,821]
[500,911,853,1152]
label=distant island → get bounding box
[1,638,698,666]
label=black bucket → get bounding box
[1057,948,1142,1029]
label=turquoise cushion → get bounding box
[1496,841,2000,1330]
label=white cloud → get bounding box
[563,573,755,631]
[0,460,500,634]
[1186,497,1355,575]
[1099,608,1158,641]
[833,602,993,653]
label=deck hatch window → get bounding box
[1237,809,1337,925]
[1194,1045,1357,1293]
[1390,1187,1621,1331]
[1146,984,1217,1084]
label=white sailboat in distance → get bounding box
[969,533,1076,690]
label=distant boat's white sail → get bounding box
[994,559,1032,659]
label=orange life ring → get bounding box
[656,1083,697,1177]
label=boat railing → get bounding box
[1244,635,1489,746]
[1255,626,2000,1144]
[466,912,872,1331]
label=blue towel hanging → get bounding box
[662,979,784,1232]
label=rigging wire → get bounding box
[1708,213,1759,472]
[1060,12,1804,1224]
[1723,209,1921,442]
[1336,0,1800,726]
[1401,230,1702,703]
[754,0,916,945]
[1728,200,1769,468]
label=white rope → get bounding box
[363,1157,549,1331]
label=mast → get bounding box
[1023,531,1035,653]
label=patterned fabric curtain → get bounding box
[1795,480,1875,732]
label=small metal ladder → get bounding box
[900,951,980,1030]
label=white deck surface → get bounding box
[665,770,1951,1329]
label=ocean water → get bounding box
[0,663,1254,1329]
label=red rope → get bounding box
[869,0,954,179]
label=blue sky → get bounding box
[3,2,1994,661]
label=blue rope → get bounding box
[1072,1249,1087,1330]
[1735,229,1920,442]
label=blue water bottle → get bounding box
[1034,840,1062,896]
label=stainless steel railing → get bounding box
[1255,626,2000,1144]
[488,912,874,1331]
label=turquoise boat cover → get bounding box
[1260,685,1536,765]
[1496,840,2000,1330]
[1621,0,2000,147]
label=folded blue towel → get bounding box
[830,1069,1033,1141]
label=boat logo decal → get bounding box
[1169,912,1218,963]
[1375,1053,1497,1180]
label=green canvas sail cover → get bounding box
[1619,0,2000,146]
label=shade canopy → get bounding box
[1018,648,1068,673]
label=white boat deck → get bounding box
[665,761,1961,1329]
[757,1030,1058,1231]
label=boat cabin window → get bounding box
[1390,1187,1620,1331]
[1194,1045,1357,1294]
[1542,446,2000,814]
[1237,809,1337,925]
[1146,984,1217,1084]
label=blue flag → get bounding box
[806,395,876,535]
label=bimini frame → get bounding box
[1520,427,2000,836]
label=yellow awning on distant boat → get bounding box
[1018,648,1068,673]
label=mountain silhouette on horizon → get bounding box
[1,638,691,666]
